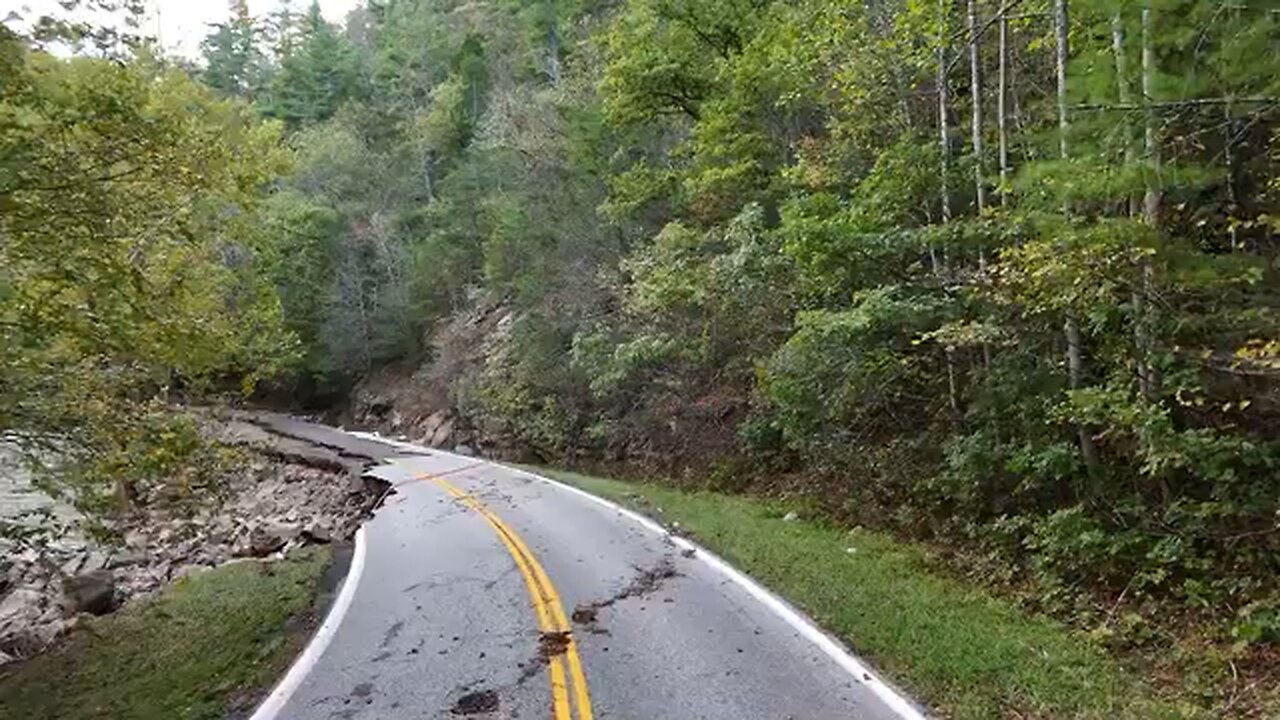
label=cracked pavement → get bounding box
[258,417,912,720]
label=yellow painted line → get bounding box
[494,510,594,720]
[429,477,593,720]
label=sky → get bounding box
[8,0,362,59]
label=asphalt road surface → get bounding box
[248,417,926,720]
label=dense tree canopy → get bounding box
[193,0,1280,654]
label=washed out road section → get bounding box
[258,417,920,720]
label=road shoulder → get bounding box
[538,467,1190,720]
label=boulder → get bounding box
[242,520,300,557]
[304,518,335,543]
[421,410,447,436]
[429,418,455,448]
[453,444,475,457]
[62,570,115,616]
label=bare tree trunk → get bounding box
[1224,2,1241,252]
[938,0,960,414]
[968,0,988,272]
[1112,14,1138,215]
[1064,317,1101,471]
[1138,4,1159,398]
[998,11,1010,208]
[1142,6,1161,227]
[1054,0,1069,161]
[1055,0,1101,477]
[1114,12,1153,400]
[936,0,953,275]
[938,8,953,227]
[1225,99,1239,251]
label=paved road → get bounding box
[250,418,925,720]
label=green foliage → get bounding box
[181,0,1280,687]
[0,29,296,514]
[261,2,359,127]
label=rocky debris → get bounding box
[782,511,800,522]
[61,570,115,615]
[570,557,680,631]
[0,421,390,665]
[418,410,456,449]
[0,588,44,639]
[241,520,302,558]
[537,630,572,660]
[451,689,499,716]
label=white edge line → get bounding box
[350,432,930,720]
[248,525,368,720]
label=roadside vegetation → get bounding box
[546,468,1207,719]
[0,548,331,720]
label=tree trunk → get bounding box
[998,12,1009,208]
[1114,12,1154,400]
[1142,6,1161,227]
[1054,0,1069,161]
[938,5,953,227]
[938,0,959,413]
[1055,0,1101,477]
[1064,317,1102,472]
[968,0,987,272]
[1138,4,1158,398]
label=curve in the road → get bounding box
[245,421,931,720]
[249,527,369,720]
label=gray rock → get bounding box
[0,649,15,666]
[429,418,455,448]
[107,548,146,568]
[59,553,86,577]
[782,511,800,522]
[0,588,45,633]
[242,520,300,557]
[453,444,475,457]
[62,570,115,615]
[80,550,109,574]
[304,518,334,543]
[421,410,447,436]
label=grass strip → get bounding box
[541,467,1195,720]
[0,547,331,720]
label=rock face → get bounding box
[0,416,389,664]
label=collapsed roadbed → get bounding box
[0,410,411,665]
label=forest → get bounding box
[2,0,1279,712]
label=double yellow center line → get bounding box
[426,475,594,720]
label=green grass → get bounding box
[0,548,331,720]
[541,468,1197,720]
